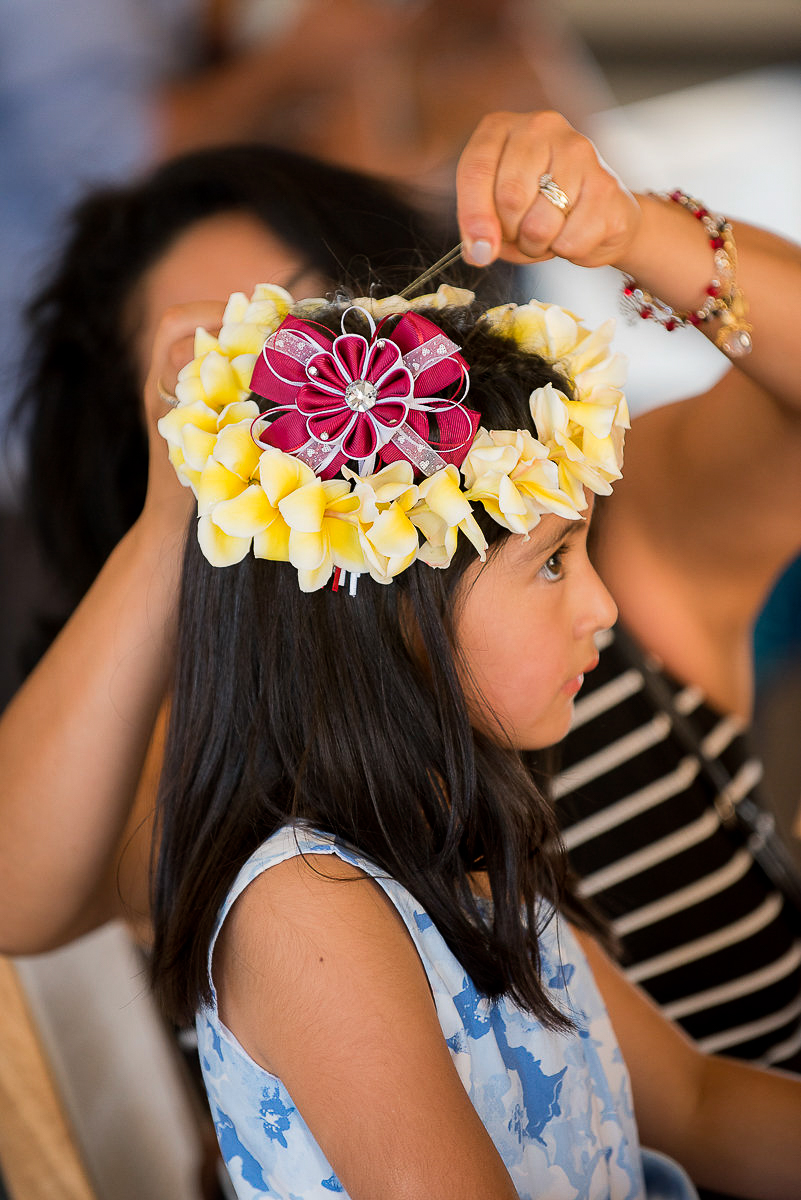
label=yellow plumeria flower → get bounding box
[197,513,253,568]
[291,295,339,318]
[350,284,475,321]
[483,299,578,362]
[359,502,420,584]
[560,317,629,419]
[344,460,418,520]
[157,398,219,490]
[463,427,580,533]
[195,407,262,512]
[252,447,318,572]
[483,301,629,460]
[217,286,295,358]
[552,434,621,505]
[198,441,305,568]
[269,466,365,592]
[411,465,487,569]
[198,473,290,569]
[213,409,263,477]
[530,383,622,502]
[344,462,421,583]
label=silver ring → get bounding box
[157,378,180,408]
[538,173,572,214]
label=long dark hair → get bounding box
[151,301,603,1031]
[16,143,509,643]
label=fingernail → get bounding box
[466,239,493,267]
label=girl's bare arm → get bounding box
[215,853,520,1200]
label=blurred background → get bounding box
[0,2,799,1197]
[565,0,800,101]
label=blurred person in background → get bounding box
[209,0,612,185]
[0,0,420,706]
[1,0,620,708]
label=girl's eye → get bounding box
[540,548,566,582]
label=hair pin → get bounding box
[397,243,464,300]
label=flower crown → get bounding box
[159,284,628,591]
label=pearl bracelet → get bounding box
[621,190,752,358]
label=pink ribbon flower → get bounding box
[249,307,480,479]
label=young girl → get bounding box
[150,282,801,1199]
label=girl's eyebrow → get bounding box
[535,517,583,556]
[499,516,583,573]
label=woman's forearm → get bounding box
[0,514,184,952]
[618,193,801,415]
[456,112,801,418]
[0,301,223,952]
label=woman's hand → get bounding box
[140,300,226,527]
[456,110,640,269]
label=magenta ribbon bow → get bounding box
[248,308,480,479]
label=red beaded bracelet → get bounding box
[621,190,752,357]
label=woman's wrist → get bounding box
[614,192,753,357]
[614,192,721,312]
[137,461,195,550]
[619,192,752,356]
[121,507,188,623]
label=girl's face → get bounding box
[455,504,617,750]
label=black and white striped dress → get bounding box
[556,626,801,1073]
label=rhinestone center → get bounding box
[344,379,378,411]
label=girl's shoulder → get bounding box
[217,823,385,914]
[209,823,418,966]
[207,823,460,1004]
[208,822,596,1029]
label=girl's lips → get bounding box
[563,673,584,697]
[563,654,599,696]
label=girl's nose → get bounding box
[576,565,618,639]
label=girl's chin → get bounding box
[516,707,578,753]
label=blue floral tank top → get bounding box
[197,824,697,1199]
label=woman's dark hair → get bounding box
[150,301,604,1030]
[16,143,511,648]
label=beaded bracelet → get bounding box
[620,190,753,358]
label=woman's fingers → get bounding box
[144,300,226,419]
[141,301,226,523]
[457,110,639,269]
[457,111,572,263]
[493,112,581,252]
[456,112,518,265]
